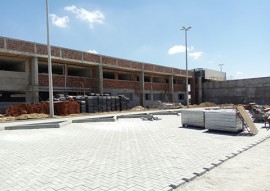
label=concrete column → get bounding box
[28,57,39,103]
[139,71,145,106]
[96,65,103,94]
[114,72,119,80]
[169,75,174,103]
[150,76,153,101]
[64,64,67,93]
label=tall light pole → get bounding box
[46,0,54,117]
[219,64,224,72]
[181,26,191,108]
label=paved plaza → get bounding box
[0,113,270,191]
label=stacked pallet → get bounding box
[181,109,205,127]
[78,101,86,113]
[119,95,129,111]
[83,95,129,113]
[106,96,112,112]
[86,96,94,113]
[111,96,116,111]
[205,109,243,132]
[115,96,120,111]
[54,101,80,115]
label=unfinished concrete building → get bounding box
[0,36,194,112]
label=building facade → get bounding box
[0,36,194,111]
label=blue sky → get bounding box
[1,0,269,79]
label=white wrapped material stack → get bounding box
[181,109,205,127]
[205,109,243,132]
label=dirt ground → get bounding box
[179,138,270,191]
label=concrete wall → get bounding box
[203,77,270,105]
[0,71,29,91]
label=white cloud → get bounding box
[65,5,105,28]
[189,51,203,60]
[168,45,195,55]
[168,45,186,55]
[87,50,98,54]
[50,14,69,28]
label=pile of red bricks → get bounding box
[5,101,80,117]
[54,101,80,116]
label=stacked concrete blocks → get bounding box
[83,95,129,113]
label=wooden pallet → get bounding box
[236,106,258,135]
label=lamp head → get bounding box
[181,26,192,31]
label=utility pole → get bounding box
[46,0,54,117]
[219,64,224,72]
[181,26,191,108]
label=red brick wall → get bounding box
[39,74,48,86]
[39,74,96,89]
[104,79,140,89]
[0,37,4,48]
[152,83,169,91]
[102,56,117,66]
[7,39,35,53]
[145,82,151,90]
[144,64,154,71]
[39,74,65,87]
[62,49,82,60]
[174,84,186,92]
[3,38,192,78]
[36,44,61,57]
[130,61,143,70]
[83,52,100,63]
[144,82,169,91]
[53,75,65,87]
[172,68,181,75]
[153,65,164,73]
[66,76,94,88]
[118,59,130,68]
[164,67,172,73]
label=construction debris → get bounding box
[131,106,146,111]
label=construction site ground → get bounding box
[0,110,270,191]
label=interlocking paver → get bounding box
[0,115,269,190]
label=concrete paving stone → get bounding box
[219,156,229,162]
[193,168,207,176]
[182,173,198,182]
[169,179,186,188]
[226,153,236,158]
[211,159,223,166]
[163,186,174,191]
[0,115,270,191]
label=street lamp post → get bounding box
[46,0,54,117]
[181,26,191,108]
[219,64,224,72]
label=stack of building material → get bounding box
[92,96,99,113]
[78,100,86,113]
[54,101,80,115]
[205,109,243,132]
[106,96,112,112]
[181,109,205,127]
[111,96,116,111]
[119,95,129,111]
[115,96,120,111]
[85,96,94,113]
